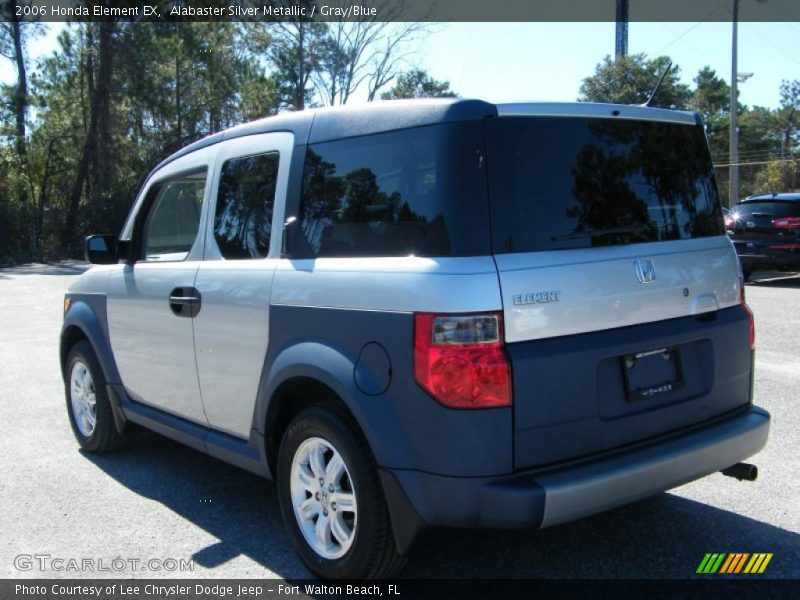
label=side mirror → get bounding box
[85,235,120,264]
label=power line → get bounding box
[714,158,799,168]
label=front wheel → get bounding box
[276,406,405,579]
[65,341,125,453]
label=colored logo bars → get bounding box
[696,552,773,574]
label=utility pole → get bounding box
[615,0,629,58]
[730,0,767,206]
[729,0,739,207]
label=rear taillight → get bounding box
[413,312,512,409]
[739,275,755,350]
[772,216,800,229]
[725,216,736,231]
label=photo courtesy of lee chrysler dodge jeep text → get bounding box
[61,99,770,579]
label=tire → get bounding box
[276,406,406,579]
[65,341,125,453]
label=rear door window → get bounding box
[487,117,723,253]
[298,122,490,257]
[213,152,279,259]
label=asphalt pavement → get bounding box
[0,263,798,580]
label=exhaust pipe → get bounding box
[721,462,758,481]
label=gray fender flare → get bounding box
[254,341,395,468]
[61,297,127,432]
[61,297,120,384]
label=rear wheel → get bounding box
[65,341,125,453]
[276,406,405,579]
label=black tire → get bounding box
[743,268,753,282]
[65,340,125,453]
[276,406,406,580]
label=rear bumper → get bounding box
[381,406,769,547]
[735,248,800,271]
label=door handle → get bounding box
[169,287,201,318]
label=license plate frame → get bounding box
[622,346,684,402]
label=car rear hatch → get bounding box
[486,105,753,470]
[728,199,800,258]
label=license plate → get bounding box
[622,347,683,402]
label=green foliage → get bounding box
[578,54,691,109]
[1,21,283,258]
[753,159,797,193]
[381,68,456,100]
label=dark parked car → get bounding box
[726,193,800,279]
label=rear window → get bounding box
[298,122,490,257]
[487,117,724,253]
[732,201,800,219]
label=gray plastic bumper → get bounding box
[383,406,770,538]
[536,406,770,527]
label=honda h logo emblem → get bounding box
[634,259,656,284]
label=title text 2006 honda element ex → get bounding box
[61,99,770,579]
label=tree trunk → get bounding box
[296,24,305,110]
[62,21,115,254]
[8,4,27,158]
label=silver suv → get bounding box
[61,99,770,579]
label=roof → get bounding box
[743,193,800,202]
[154,98,496,172]
[153,98,701,173]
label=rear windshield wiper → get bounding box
[551,223,651,241]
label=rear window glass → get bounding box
[487,117,724,253]
[732,201,800,219]
[298,122,490,257]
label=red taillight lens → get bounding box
[772,216,800,229]
[725,216,736,231]
[413,312,512,409]
[768,243,800,251]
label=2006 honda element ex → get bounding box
[61,99,770,579]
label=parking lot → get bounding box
[0,262,798,579]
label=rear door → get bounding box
[486,107,751,469]
[192,132,293,439]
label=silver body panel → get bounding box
[272,256,502,314]
[107,261,206,423]
[496,236,741,344]
[193,132,293,438]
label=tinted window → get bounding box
[487,117,724,253]
[214,153,279,259]
[143,173,206,261]
[298,122,489,257]
[732,201,800,219]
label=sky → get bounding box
[1,20,798,110]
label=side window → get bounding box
[297,122,490,258]
[214,152,279,260]
[142,172,206,261]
